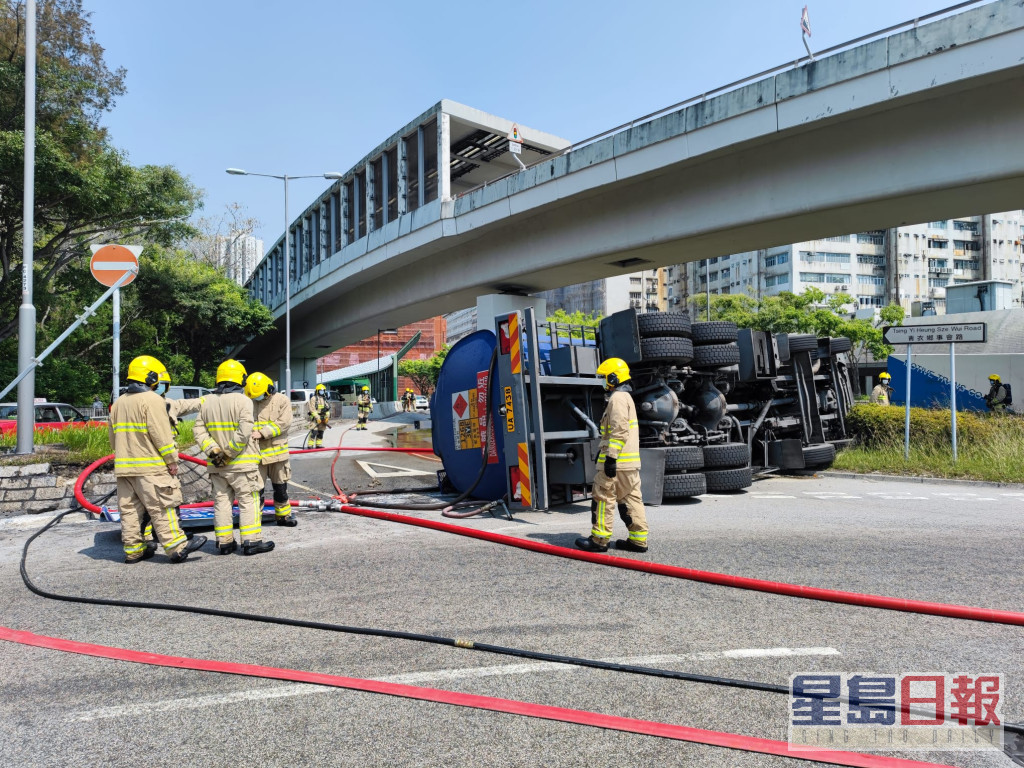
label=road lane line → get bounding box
[66,646,841,721]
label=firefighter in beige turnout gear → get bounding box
[109,355,207,563]
[576,357,647,554]
[246,372,298,526]
[307,383,330,447]
[195,359,274,556]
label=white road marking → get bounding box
[355,460,434,479]
[66,646,840,721]
[805,494,860,500]
[750,494,796,499]
[864,494,929,501]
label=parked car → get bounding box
[0,402,105,435]
[414,395,429,411]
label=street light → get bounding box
[377,328,398,402]
[226,168,344,396]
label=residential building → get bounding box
[666,211,1024,316]
[540,270,661,317]
[215,232,264,285]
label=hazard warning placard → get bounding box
[451,389,480,451]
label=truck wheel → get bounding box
[656,445,704,472]
[786,333,818,353]
[702,442,750,469]
[663,472,706,499]
[637,311,691,339]
[704,467,752,492]
[690,321,738,345]
[802,443,836,467]
[830,336,852,353]
[640,336,694,365]
[691,343,740,369]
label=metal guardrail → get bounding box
[457,0,991,200]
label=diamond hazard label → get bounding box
[452,393,468,418]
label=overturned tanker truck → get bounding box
[431,307,854,512]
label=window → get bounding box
[764,253,789,267]
[954,259,979,270]
[709,271,719,281]
[720,268,731,279]
[630,277,641,285]
[765,274,789,287]
[857,275,886,285]
[858,295,884,307]
[953,240,980,251]
[800,251,850,263]
[824,235,850,242]
[927,239,948,249]
[825,273,848,283]
[928,277,949,287]
[800,272,824,283]
[857,255,885,265]
[953,221,978,233]
[929,221,948,229]
[857,233,884,245]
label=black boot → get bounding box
[169,535,208,563]
[615,539,649,553]
[276,513,298,527]
[574,537,608,553]
[125,541,158,564]
[241,540,275,556]
[217,540,238,555]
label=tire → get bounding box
[656,445,704,473]
[691,321,738,345]
[802,442,836,468]
[639,336,694,365]
[702,442,750,469]
[637,311,691,339]
[830,336,852,353]
[787,333,818,353]
[704,467,752,492]
[663,472,706,499]
[691,343,740,369]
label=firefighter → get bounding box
[141,369,202,543]
[195,359,274,556]
[984,374,1009,413]
[307,383,331,447]
[356,386,372,430]
[870,372,892,405]
[402,388,415,412]
[109,355,207,564]
[576,357,647,554]
[246,372,298,527]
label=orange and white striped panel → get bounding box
[508,313,521,375]
[517,441,531,507]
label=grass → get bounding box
[0,420,197,467]
[833,404,1024,484]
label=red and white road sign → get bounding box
[89,244,141,287]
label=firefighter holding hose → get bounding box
[355,386,372,430]
[576,357,648,554]
[307,383,331,447]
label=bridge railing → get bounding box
[456,0,990,201]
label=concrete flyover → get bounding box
[240,0,1024,374]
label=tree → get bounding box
[0,1,201,343]
[545,308,601,339]
[398,344,450,396]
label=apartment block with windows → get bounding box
[665,211,1023,316]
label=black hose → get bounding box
[18,501,1024,737]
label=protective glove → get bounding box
[604,456,617,478]
[209,449,227,468]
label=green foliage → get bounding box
[398,344,450,396]
[835,404,1024,483]
[544,308,601,339]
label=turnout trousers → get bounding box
[118,475,186,559]
[211,468,263,546]
[259,461,292,519]
[590,468,646,546]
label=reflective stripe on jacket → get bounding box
[108,390,178,477]
[254,392,291,465]
[597,390,641,468]
[194,392,260,472]
[308,394,330,423]
[356,395,372,415]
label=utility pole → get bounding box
[16,0,37,454]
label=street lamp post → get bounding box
[227,168,343,395]
[377,328,398,403]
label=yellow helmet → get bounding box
[362,386,370,392]
[315,383,327,392]
[157,369,171,384]
[989,374,1001,382]
[879,372,891,380]
[596,357,630,389]
[216,359,247,386]
[127,355,167,387]
[245,372,274,399]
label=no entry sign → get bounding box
[89,244,141,287]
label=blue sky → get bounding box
[85,0,976,245]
